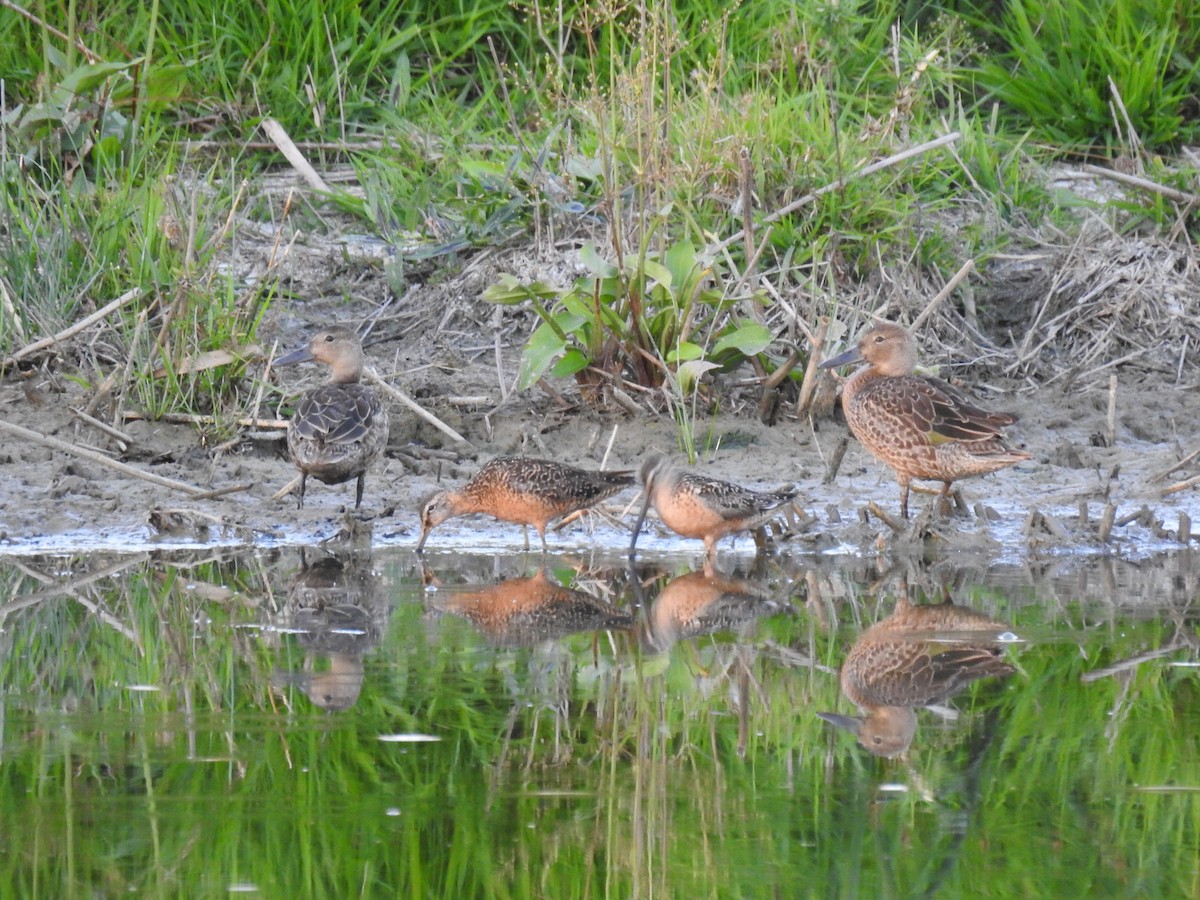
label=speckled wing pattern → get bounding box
[678,472,797,520]
[858,375,1015,447]
[291,384,384,445]
[852,644,1015,708]
[480,457,635,510]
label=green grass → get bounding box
[2,549,1198,896]
[0,0,1197,421]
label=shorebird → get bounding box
[416,456,635,551]
[638,568,792,653]
[276,327,389,510]
[426,569,632,647]
[820,322,1031,518]
[818,596,1015,757]
[629,454,799,563]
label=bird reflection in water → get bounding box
[819,583,1017,758]
[271,550,387,712]
[637,567,794,654]
[425,568,632,648]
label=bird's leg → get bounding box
[898,476,911,520]
[355,474,365,509]
[937,481,953,517]
[297,473,308,510]
[537,525,549,554]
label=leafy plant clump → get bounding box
[485,236,773,404]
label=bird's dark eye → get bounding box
[873,736,883,744]
[324,334,336,342]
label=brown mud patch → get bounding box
[2,183,1198,560]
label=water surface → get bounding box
[1,543,1197,898]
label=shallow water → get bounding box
[1,541,1197,898]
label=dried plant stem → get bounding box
[1106,374,1118,446]
[261,118,333,194]
[1163,474,1200,496]
[710,132,961,254]
[0,0,102,62]
[1081,163,1200,206]
[363,369,467,443]
[0,418,217,497]
[70,407,135,449]
[123,411,287,429]
[911,258,975,332]
[2,287,143,370]
[796,316,831,418]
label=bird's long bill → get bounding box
[415,522,431,553]
[628,488,653,557]
[275,346,315,367]
[818,346,863,369]
[816,711,863,734]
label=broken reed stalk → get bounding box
[911,258,975,333]
[261,117,333,194]
[123,411,288,430]
[1107,374,1118,446]
[0,418,222,498]
[364,369,467,444]
[796,316,831,418]
[708,132,962,255]
[1,287,144,371]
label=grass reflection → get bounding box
[0,548,1196,897]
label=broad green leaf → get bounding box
[482,276,561,305]
[60,60,139,95]
[712,322,773,357]
[641,258,673,291]
[551,348,591,378]
[517,321,568,390]
[666,341,703,364]
[579,242,617,277]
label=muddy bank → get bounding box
[1,355,1196,561]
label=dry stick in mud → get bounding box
[1,287,144,371]
[0,419,248,499]
[363,370,467,443]
[707,132,962,255]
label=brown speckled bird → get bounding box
[639,569,791,653]
[820,322,1031,519]
[416,457,635,552]
[427,569,632,647]
[818,597,1016,758]
[276,327,389,510]
[630,454,798,563]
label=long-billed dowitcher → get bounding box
[639,568,791,653]
[629,454,799,563]
[416,456,635,552]
[276,327,389,509]
[820,322,1031,518]
[818,596,1015,757]
[426,570,632,647]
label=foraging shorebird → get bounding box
[426,569,632,647]
[275,327,389,509]
[638,568,792,653]
[818,596,1015,757]
[820,322,1031,519]
[416,456,635,552]
[629,454,799,563]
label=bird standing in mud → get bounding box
[416,456,635,552]
[820,322,1031,519]
[629,454,799,564]
[275,327,389,510]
